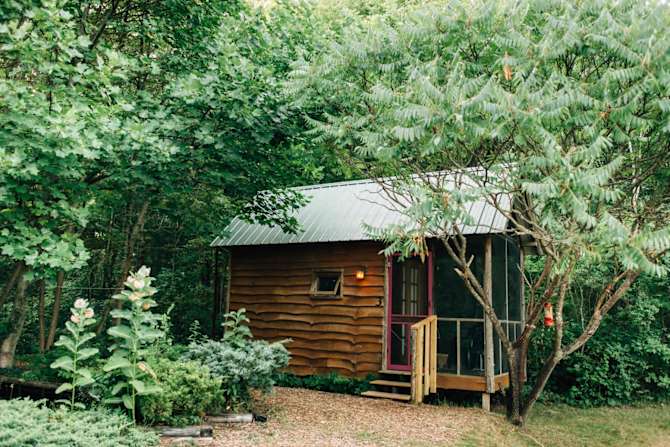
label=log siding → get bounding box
[229,241,386,377]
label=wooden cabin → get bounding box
[211,177,525,407]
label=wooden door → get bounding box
[386,255,432,371]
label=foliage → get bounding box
[529,259,670,406]
[50,298,99,409]
[274,372,374,396]
[0,399,158,447]
[183,309,290,410]
[0,0,352,370]
[103,266,163,421]
[139,357,223,426]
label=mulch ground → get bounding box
[210,387,485,447]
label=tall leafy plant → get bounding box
[103,267,163,422]
[50,299,99,409]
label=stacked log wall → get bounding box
[229,241,386,377]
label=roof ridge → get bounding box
[293,177,375,191]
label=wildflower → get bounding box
[74,298,88,309]
[128,291,143,302]
[130,278,145,290]
[138,362,156,379]
[137,266,151,277]
[70,314,81,324]
[142,302,151,310]
[84,308,94,318]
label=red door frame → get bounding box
[385,252,433,371]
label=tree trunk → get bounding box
[97,200,149,334]
[519,352,562,422]
[45,271,65,350]
[506,347,524,425]
[0,274,29,368]
[0,262,25,310]
[38,280,46,353]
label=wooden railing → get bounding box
[410,315,437,404]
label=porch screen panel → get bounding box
[433,238,484,318]
[433,237,485,376]
[436,320,457,373]
[492,236,508,316]
[460,321,485,375]
[506,238,522,321]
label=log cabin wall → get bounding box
[229,241,386,377]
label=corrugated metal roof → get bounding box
[211,174,510,247]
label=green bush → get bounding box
[139,357,223,426]
[0,399,158,447]
[528,263,670,407]
[183,309,290,411]
[275,372,375,395]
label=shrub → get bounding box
[183,309,290,411]
[528,265,670,407]
[139,357,223,426]
[0,399,158,447]
[275,372,375,395]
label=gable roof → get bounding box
[211,175,510,247]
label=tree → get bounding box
[1,0,351,358]
[0,1,162,365]
[296,0,670,425]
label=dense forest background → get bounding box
[1,0,668,407]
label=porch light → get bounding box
[355,267,367,280]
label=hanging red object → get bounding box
[544,302,555,327]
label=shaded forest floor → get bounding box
[207,387,670,447]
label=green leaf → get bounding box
[129,379,146,394]
[122,394,134,410]
[53,336,76,353]
[55,383,73,394]
[107,325,133,340]
[111,382,126,396]
[74,376,95,387]
[103,355,132,372]
[50,356,74,372]
[77,367,93,379]
[77,347,99,361]
[77,332,96,346]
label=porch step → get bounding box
[378,369,411,376]
[360,390,411,402]
[369,379,410,388]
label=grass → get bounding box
[459,403,670,447]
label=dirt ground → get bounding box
[162,387,670,447]
[210,387,482,447]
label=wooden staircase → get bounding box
[362,315,438,404]
[362,371,412,402]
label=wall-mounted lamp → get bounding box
[355,266,367,280]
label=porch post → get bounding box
[483,236,495,409]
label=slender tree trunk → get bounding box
[506,346,524,425]
[45,271,65,350]
[520,352,562,421]
[97,200,149,334]
[0,274,29,368]
[0,262,25,310]
[38,280,46,353]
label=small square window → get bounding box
[311,270,343,299]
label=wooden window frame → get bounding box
[310,269,343,299]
